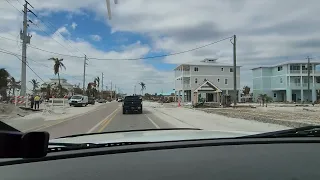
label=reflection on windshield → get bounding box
[0,0,318,141]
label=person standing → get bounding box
[34,95,40,110]
[29,95,34,109]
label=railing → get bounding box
[175,71,190,77]
[290,70,300,74]
[302,70,313,74]
[183,84,191,89]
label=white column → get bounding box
[286,89,292,102]
[300,76,304,102]
[312,88,316,102]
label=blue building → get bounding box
[252,60,320,102]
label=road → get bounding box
[31,102,174,139]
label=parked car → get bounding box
[117,98,123,102]
[88,97,95,105]
[69,95,89,107]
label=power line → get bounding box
[5,0,23,15]
[88,36,233,60]
[31,23,80,57]
[0,35,84,58]
[0,48,83,82]
[0,49,45,83]
[0,35,233,61]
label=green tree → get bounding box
[49,57,66,96]
[9,77,20,97]
[139,82,146,95]
[0,68,10,100]
[29,79,39,94]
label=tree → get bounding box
[242,86,250,95]
[49,57,66,96]
[73,84,83,95]
[258,94,272,107]
[139,82,146,95]
[94,76,100,91]
[29,79,39,94]
[0,68,10,100]
[8,77,20,97]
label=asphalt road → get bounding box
[36,102,174,139]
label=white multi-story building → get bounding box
[41,78,73,90]
[174,58,241,103]
[252,60,320,102]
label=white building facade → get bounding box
[174,58,241,103]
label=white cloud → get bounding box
[71,22,77,30]
[89,35,102,42]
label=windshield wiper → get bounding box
[240,126,320,138]
[57,128,202,139]
[48,141,151,152]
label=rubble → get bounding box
[200,106,320,128]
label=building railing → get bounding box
[290,70,300,74]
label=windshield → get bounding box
[71,96,82,99]
[0,0,318,143]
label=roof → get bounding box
[251,60,320,70]
[174,58,241,70]
[194,80,222,93]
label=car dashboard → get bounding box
[0,137,320,180]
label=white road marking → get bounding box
[87,106,121,133]
[146,115,160,129]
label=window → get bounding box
[217,78,220,82]
[194,67,199,71]
[280,78,283,83]
[221,67,224,71]
[224,79,228,84]
[274,93,277,98]
[278,66,283,71]
[230,68,233,72]
[195,78,198,83]
[316,77,320,83]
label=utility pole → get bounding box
[20,1,33,96]
[101,73,104,92]
[231,35,237,106]
[110,81,113,99]
[101,72,104,98]
[307,56,312,102]
[83,55,88,95]
[134,85,136,95]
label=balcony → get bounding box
[175,71,190,78]
[290,83,320,89]
[290,70,300,74]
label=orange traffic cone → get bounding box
[178,99,181,107]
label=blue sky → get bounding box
[35,10,175,72]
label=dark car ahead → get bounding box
[122,96,142,114]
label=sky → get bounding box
[1,0,320,95]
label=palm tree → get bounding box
[29,79,39,94]
[0,68,10,100]
[49,57,66,96]
[9,77,21,97]
[94,76,100,91]
[139,82,146,95]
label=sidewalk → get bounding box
[2,103,107,131]
[144,102,289,133]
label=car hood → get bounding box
[50,129,259,144]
